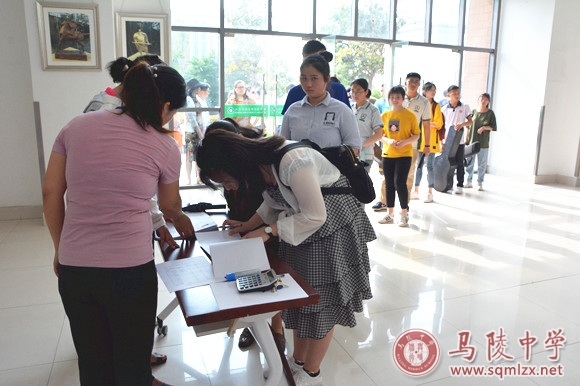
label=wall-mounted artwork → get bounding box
[116,13,168,63]
[36,2,100,70]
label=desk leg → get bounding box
[250,320,283,386]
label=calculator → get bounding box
[236,269,278,293]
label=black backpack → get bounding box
[275,139,376,204]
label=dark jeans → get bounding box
[59,260,157,386]
[383,157,412,210]
[453,144,466,187]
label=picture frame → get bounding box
[116,13,169,63]
[36,2,100,70]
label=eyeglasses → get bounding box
[351,91,365,96]
[407,79,421,85]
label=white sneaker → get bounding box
[424,193,433,203]
[455,187,463,194]
[410,191,420,200]
[398,213,409,227]
[478,184,484,191]
[378,214,394,224]
[294,368,323,386]
[464,182,473,188]
[288,357,304,376]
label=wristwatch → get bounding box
[264,225,274,238]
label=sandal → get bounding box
[238,327,256,350]
[151,352,167,366]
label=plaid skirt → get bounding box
[266,176,375,339]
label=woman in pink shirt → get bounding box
[43,64,194,386]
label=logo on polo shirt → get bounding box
[323,112,336,126]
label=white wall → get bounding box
[0,0,170,219]
[23,0,171,186]
[0,0,42,218]
[538,0,580,185]
[491,0,555,180]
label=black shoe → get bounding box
[238,327,255,350]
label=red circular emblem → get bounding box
[392,328,440,376]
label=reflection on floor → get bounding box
[1,171,579,386]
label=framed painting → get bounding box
[116,13,169,63]
[36,2,100,70]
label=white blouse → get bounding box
[256,143,340,246]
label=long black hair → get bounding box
[121,63,186,133]
[196,129,285,191]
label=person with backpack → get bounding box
[196,129,374,386]
[440,85,473,194]
[410,82,445,203]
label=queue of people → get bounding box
[43,38,496,386]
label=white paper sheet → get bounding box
[189,212,219,232]
[156,256,213,292]
[210,237,270,280]
[195,229,241,255]
[209,274,308,310]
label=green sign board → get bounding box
[224,104,284,117]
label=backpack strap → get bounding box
[274,140,352,196]
[274,141,312,189]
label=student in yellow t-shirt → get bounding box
[379,85,420,227]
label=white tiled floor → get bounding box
[1,171,579,386]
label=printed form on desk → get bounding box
[156,235,271,293]
[156,235,308,310]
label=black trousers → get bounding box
[58,260,157,386]
[453,144,466,187]
[383,156,412,210]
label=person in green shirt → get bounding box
[465,93,497,191]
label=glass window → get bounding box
[224,34,305,134]
[171,31,220,108]
[431,0,461,45]
[224,0,268,30]
[392,45,460,103]
[272,0,313,33]
[334,39,387,89]
[464,0,494,48]
[396,0,427,42]
[358,0,392,39]
[461,51,490,107]
[316,0,355,36]
[170,0,220,28]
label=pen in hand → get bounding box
[219,224,242,230]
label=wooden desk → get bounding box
[158,228,319,386]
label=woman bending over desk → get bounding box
[196,129,375,386]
